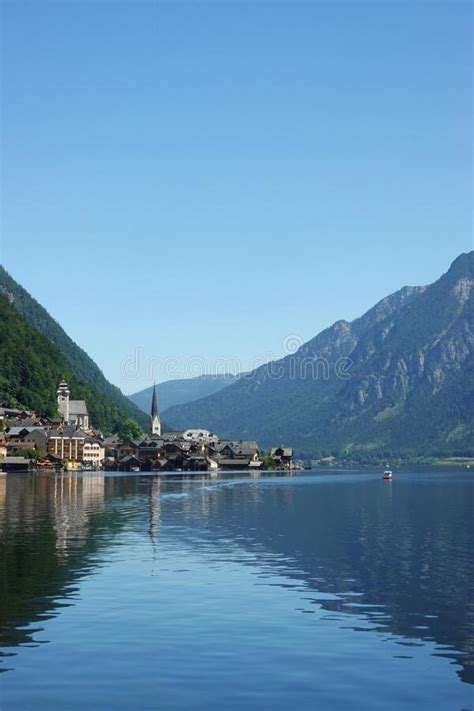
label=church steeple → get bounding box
[150,383,161,436]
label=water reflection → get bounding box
[0,470,473,698]
[179,472,474,684]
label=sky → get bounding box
[1,0,472,394]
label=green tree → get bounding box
[259,452,275,470]
[118,418,143,442]
[13,448,38,459]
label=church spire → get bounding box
[150,383,161,436]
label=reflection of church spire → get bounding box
[149,477,161,541]
[150,383,161,436]
[148,477,161,574]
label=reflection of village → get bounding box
[0,469,295,561]
[0,472,106,556]
[0,382,294,474]
[1,470,472,686]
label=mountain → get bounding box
[0,267,147,430]
[129,374,239,415]
[163,253,474,459]
[0,295,138,432]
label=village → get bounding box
[0,382,294,474]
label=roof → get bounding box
[0,407,24,416]
[48,426,88,439]
[3,456,31,464]
[163,441,192,451]
[145,438,165,448]
[69,400,88,416]
[118,454,140,463]
[7,427,47,437]
[8,418,41,428]
[118,439,141,447]
[182,429,215,440]
[270,447,293,457]
[6,427,31,436]
[139,440,161,449]
[217,440,259,456]
[104,435,120,446]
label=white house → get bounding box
[83,440,105,467]
[182,429,218,444]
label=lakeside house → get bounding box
[2,456,32,473]
[270,447,294,468]
[0,383,293,473]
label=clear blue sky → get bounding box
[1,1,472,393]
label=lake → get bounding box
[0,469,473,710]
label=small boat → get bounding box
[383,470,393,480]
[131,466,140,472]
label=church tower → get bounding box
[150,383,161,436]
[57,380,70,423]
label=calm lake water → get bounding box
[0,469,473,710]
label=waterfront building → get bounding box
[6,427,47,455]
[83,439,106,467]
[216,440,260,461]
[270,447,294,468]
[47,426,87,463]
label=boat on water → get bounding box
[131,466,140,472]
[383,469,393,480]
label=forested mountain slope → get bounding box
[163,253,474,459]
[0,267,147,428]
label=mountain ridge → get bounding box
[163,252,473,458]
[129,374,239,415]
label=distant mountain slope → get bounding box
[129,374,238,415]
[0,267,147,429]
[163,253,474,459]
[0,295,137,432]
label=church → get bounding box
[149,383,161,436]
[57,381,90,430]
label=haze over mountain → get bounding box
[163,253,474,459]
[0,267,147,431]
[129,374,239,415]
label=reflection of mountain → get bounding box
[0,473,472,686]
[157,474,474,684]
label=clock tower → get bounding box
[57,380,70,423]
